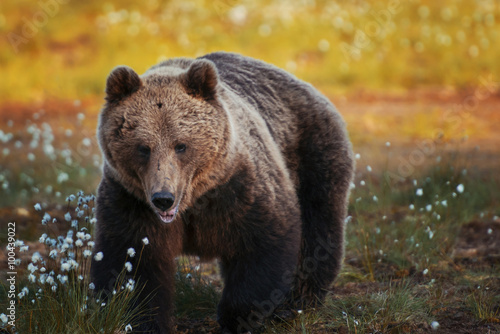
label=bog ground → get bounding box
[0,91,499,333]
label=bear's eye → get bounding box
[137,145,151,158]
[175,143,187,153]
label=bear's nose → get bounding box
[152,192,175,211]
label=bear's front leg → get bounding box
[217,245,298,333]
[91,175,182,333]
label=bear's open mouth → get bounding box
[157,205,179,223]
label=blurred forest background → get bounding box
[0,0,499,333]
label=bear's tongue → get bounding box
[159,206,178,223]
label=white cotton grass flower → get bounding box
[142,237,149,245]
[416,188,423,196]
[89,283,95,290]
[366,165,372,172]
[83,250,92,258]
[34,203,42,211]
[430,321,440,330]
[32,252,42,263]
[28,274,36,283]
[94,252,103,261]
[373,195,378,202]
[0,313,8,323]
[75,239,83,247]
[127,248,136,257]
[355,153,361,160]
[49,249,58,259]
[426,204,432,212]
[65,212,71,221]
[125,324,133,332]
[126,279,135,291]
[41,212,51,224]
[409,204,415,210]
[456,184,464,193]
[87,241,95,248]
[125,262,133,272]
[423,268,429,275]
[28,263,38,273]
[46,276,54,285]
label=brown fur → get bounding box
[91,52,354,333]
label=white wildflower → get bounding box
[125,262,133,272]
[28,263,38,273]
[94,252,103,261]
[456,184,464,193]
[430,321,439,330]
[125,324,133,332]
[142,237,149,245]
[416,188,423,196]
[89,283,95,290]
[34,203,42,211]
[83,250,92,258]
[49,249,58,259]
[127,248,136,257]
[32,252,42,263]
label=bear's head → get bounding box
[98,59,233,224]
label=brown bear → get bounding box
[91,52,354,333]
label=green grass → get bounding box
[2,142,499,332]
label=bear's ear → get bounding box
[182,59,218,100]
[105,66,142,103]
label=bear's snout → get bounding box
[152,191,175,211]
